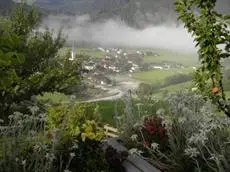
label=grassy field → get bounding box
[132,48,198,98]
[95,100,124,126]
[153,82,230,99]
[142,48,198,66]
[94,98,168,126]
[133,68,194,84]
[153,81,193,98]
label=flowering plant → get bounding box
[135,116,169,151]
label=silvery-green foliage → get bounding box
[0,105,75,172]
[116,92,135,136]
[162,90,230,171]
[0,106,49,172]
[115,92,165,137]
[165,89,206,115]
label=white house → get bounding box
[153,66,163,70]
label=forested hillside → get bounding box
[34,0,230,28]
[2,0,229,28]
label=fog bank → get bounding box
[41,15,197,53]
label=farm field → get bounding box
[131,48,198,98]
[142,48,198,66]
[133,68,194,83]
[152,81,193,98]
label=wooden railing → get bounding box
[103,138,163,172]
[102,125,166,172]
[103,124,119,138]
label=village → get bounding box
[82,47,186,86]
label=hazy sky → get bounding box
[41,14,197,53]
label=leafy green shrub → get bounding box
[175,0,230,116]
[47,103,104,141]
[37,92,70,105]
[0,5,84,118]
[0,104,109,172]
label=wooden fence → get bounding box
[103,124,119,138]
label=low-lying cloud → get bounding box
[41,15,197,53]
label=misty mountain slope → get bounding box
[35,0,129,15]
[0,0,14,15]
[91,0,229,28]
[90,0,178,28]
[34,0,229,28]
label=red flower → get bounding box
[143,123,157,135]
[140,116,169,149]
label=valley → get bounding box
[61,46,198,101]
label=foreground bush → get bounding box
[175,0,230,116]
[125,90,230,172]
[0,104,109,172]
[0,5,84,119]
[47,103,104,141]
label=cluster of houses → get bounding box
[81,47,185,86]
[82,47,147,85]
[142,61,185,71]
[83,48,145,73]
